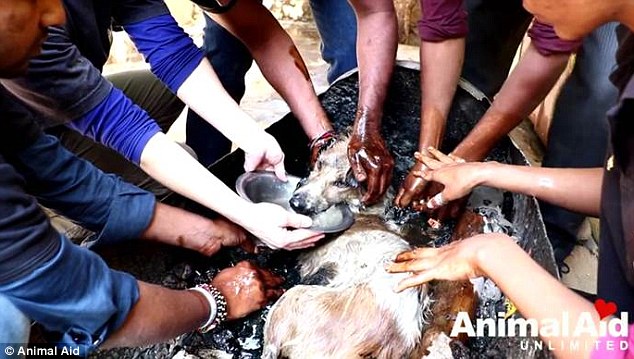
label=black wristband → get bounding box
[191,0,238,14]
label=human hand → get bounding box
[212,260,285,320]
[182,217,253,256]
[244,133,287,181]
[387,233,510,292]
[395,160,428,208]
[347,131,394,205]
[240,202,325,250]
[411,147,483,211]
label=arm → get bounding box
[1,220,278,353]
[5,116,249,255]
[103,260,283,349]
[123,14,288,176]
[208,0,332,140]
[388,234,598,359]
[395,0,466,207]
[452,21,581,161]
[419,39,465,150]
[468,163,602,216]
[346,0,398,204]
[119,15,323,247]
[350,0,398,123]
[452,44,570,161]
[1,17,319,249]
[141,203,252,256]
[67,88,320,249]
[140,132,324,250]
[418,0,468,150]
[64,79,310,249]
[474,236,597,359]
[418,149,603,216]
[102,281,208,348]
[0,94,151,246]
[11,131,155,245]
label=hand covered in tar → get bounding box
[395,160,429,208]
[347,131,394,205]
[212,261,285,320]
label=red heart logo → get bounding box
[594,299,618,319]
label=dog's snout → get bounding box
[289,193,310,214]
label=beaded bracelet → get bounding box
[188,283,228,333]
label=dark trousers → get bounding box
[598,221,634,322]
[46,70,185,199]
[539,23,618,249]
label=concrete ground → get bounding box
[104,19,598,296]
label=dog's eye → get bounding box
[296,177,308,190]
[333,179,348,188]
[345,169,359,188]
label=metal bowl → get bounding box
[235,171,355,233]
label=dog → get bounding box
[262,136,430,359]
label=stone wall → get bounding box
[394,0,421,46]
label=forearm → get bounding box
[69,87,161,164]
[139,202,217,251]
[476,163,602,216]
[210,3,331,139]
[103,281,207,348]
[453,44,569,161]
[176,59,267,153]
[252,36,331,139]
[419,38,464,149]
[352,1,398,133]
[126,13,270,152]
[476,235,597,359]
[140,133,252,227]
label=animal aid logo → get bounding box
[449,299,630,352]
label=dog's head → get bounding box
[289,136,362,215]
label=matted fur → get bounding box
[262,138,429,359]
[290,136,365,214]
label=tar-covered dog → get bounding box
[262,136,430,359]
